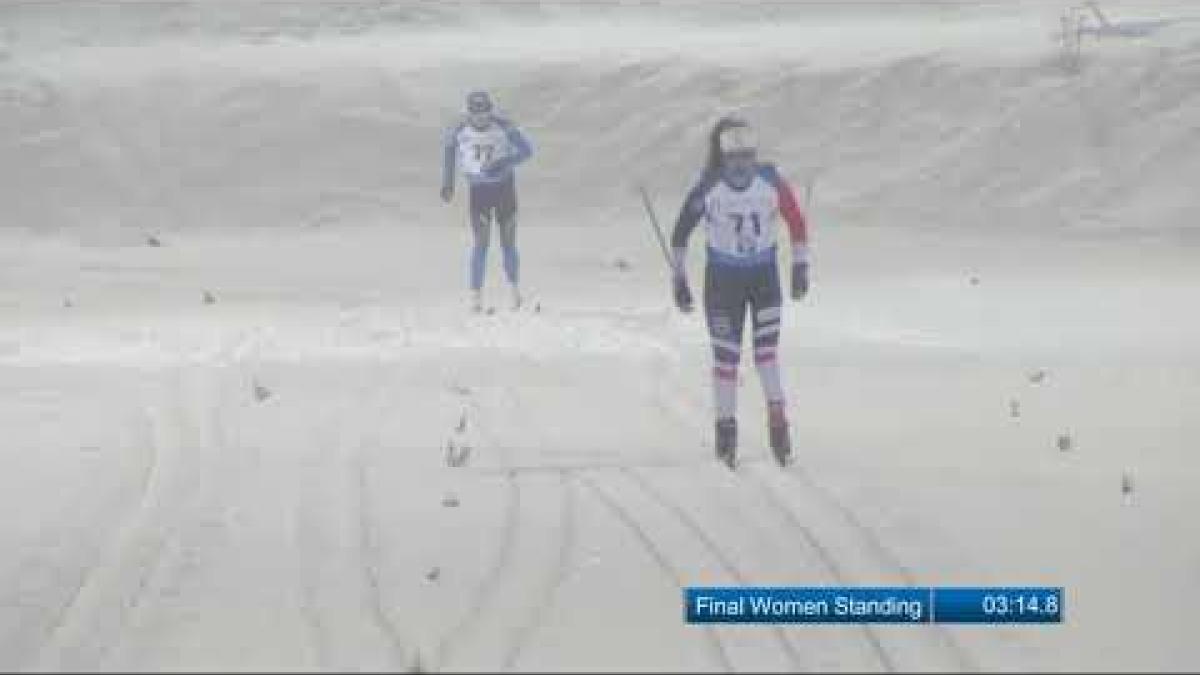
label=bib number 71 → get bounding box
[730,212,763,254]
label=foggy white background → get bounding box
[1,1,1197,671]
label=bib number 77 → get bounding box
[473,144,495,164]
[729,212,763,254]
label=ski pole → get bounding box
[636,184,675,272]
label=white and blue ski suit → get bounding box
[441,116,533,291]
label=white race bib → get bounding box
[703,177,780,257]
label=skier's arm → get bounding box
[670,183,706,278]
[503,122,532,166]
[767,166,809,263]
[766,166,811,299]
[441,127,458,198]
[483,119,533,177]
[668,183,706,313]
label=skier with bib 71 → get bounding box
[669,116,811,468]
[440,90,533,312]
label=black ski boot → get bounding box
[715,417,737,469]
[768,402,792,467]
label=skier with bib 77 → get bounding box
[440,90,533,312]
[669,116,811,468]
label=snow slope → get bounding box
[1,1,1198,671]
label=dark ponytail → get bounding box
[704,115,748,178]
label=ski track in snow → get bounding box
[499,469,577,672]
[430,382,589,673]
[768,466,980,673]
[29,392,168,671]
[577,474,733,673]
[353,420,413,670]
[436,338,956,672]
[621,467,807,670]
[7,272,1182,670]
[647,373,898,672]
[650,358,978,673]
[31,336,254,670]
[429,390,525,671]
[14,300,1001,672]
[458,323,798,672]
[489,380,581,673]
[505,379,732,673]
[284,364,426,672]
[43,306,980,672]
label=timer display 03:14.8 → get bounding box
[934,587,1063,624]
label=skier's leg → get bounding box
[751,263,785,406]
[496,178,521,306]
[468,186,492,295]
[498,217,519,285]
[497,178,519,283]
[704,266,747,418]
[751,262,791,463]
[705,264,749,464]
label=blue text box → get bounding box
[933,587,1064,624]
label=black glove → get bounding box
[673,276,694,313]
[791,262,809,300]
[440,185,453,203]
[482,156,514,179]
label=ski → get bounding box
[469,301,542,315]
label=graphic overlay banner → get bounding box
[684,587,1063,625]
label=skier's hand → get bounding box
[482,157,513,179]
[440,185,454,203]
[673,275,694,313]
[791,262,809,300]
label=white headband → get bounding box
[720,125,758,154]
